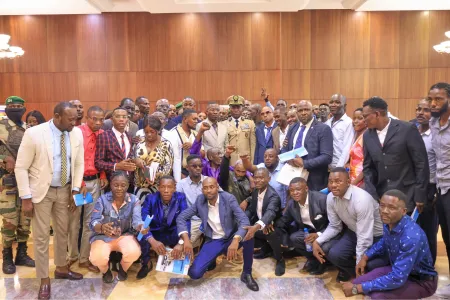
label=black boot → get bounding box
[2,247,16,274]
[14,242,35,267]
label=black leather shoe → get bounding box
[117,264,128,281]
[102,269,114,284]
[336,270,351,283]
[136,261,153,280]
[207,260,217,271]
[240,273,259,291]
[14,242,35,267]
[302,258,318,273]
[275,259,285,276]
[309,262,326,275]
[253,251,273,260]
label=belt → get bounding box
[409,273,435,282]
[50,182,71,189]
[83,174,100,181]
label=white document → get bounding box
[277,163,309,186]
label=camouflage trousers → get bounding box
[0,189,31,248]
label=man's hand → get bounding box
[172,244,184,260]
[312,241,326,264]
[69,191,78,213]
[22,198,33,218]
[225,145,236,158]
[199,122,211,133]
[261,88,269,101]
[116,159,136,172]
[282,139,288,148]
[4,156,15,173]
[182,142,192,151]
[243,224,260,241]
[290,155,304,168]
[100,178,108,190]
[341,282,354,297]
[304,232,318,244]
[134,158,145,170]
[183,239,194,260]
[416,202,425,214]
[239,154,250,162]
[263,224,274,235]
[239,200,249,211]
[132,136,141,145]
[80,186,88,197]
[149,238,167,256]
[137,224,149,236]
[226,238,240,261]
[355,255,368,277]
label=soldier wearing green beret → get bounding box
[0,96,35,274]
[226,95,256,165]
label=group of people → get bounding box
[1,82,450,299]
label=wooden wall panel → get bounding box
[311,10,341,70]
[19,73,50,103]
[398,69,428,99]
[281,70,310,100]
[346,99,365,115]
[48,73,79,103]
[370,12,399,69]
[428,68,450,88]
[76,15,107,72]
[369,69,399,99]
[108,72,137,103]
[340,11,370,69]
[340,69,369,99]
[281,11,311,70]
[77,72,109,104]
[105,13,136,72]
[0,73,21,101]
[252,70,281,100]
[399,11,429,69]
[310,70,340,100]
[397,99,420,121]
[429,11,450,68]
[252,13,280,70]
[47,15,78,72]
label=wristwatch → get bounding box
[178,239,184,245]
[351,285,358,295]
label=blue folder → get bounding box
[73,193,93,207]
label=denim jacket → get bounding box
[89,192,144,243]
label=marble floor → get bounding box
[0,235,449,300]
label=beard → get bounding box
[431,101,449,118]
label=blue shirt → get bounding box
[176,175,207,221]
[362,215,437,294]
[256,162,288,208]
[49,120,72,187]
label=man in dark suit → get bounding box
[242,168,284,276]
[281,100,333,191]
[254,106,277,165]
[276,177,328,275]
[137,176,189,279]
[95,107,136,181]
[176,177,259,292]
[362,97,429,214]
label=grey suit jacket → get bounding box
[196,119,228,152]
[176,191,250,240]
[102,119,138,138]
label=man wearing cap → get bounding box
[0,96,35,274]
[226,95,256,166]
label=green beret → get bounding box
[175,102,183,109]
[5,96,25,105]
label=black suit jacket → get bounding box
[254,122,278,165]
[281,120,333,191]
[363,119,429,212]
[275,191,328,233]
[246,185,282,226]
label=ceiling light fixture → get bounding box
[434,31,450,54]
[0,34,25,59]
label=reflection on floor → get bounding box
[0,237,449,300]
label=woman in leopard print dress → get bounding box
[132,115,174,204]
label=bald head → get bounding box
[202,177,220,201]
[297,100,314,125]
[329,94,347,116]
[156,99,170,116]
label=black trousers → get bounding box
[436,189,450,272]
[254,228,283,261]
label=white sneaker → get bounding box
[436,284,450,299]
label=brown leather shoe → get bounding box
[79,261,100,273]
[54,270,83,280]
[38,283,51,299]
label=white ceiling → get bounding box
[0,0,449,15]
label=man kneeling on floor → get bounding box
[137,175,190,279]
[342,190,438,299]
[176,177,259,291]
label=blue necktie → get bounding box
[265,127,273,144]
[294,125,306,149]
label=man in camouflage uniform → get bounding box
[0,96,35,274]
[226,95,256,165]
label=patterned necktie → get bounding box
[265,127,273,144]
[235,119,239,129]
[294,125,307,149]
[60,133,67,186]
[121,134,126,158]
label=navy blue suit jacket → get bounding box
[141,191,190,240]
[176,191,250,240]
[254,122,278,165]
[281,120,333,191]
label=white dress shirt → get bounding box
[256,188,267,229]
[207,195,225,239]
[279,125,289,146]
[376,118,392,146]
[299,194,315,229]
[325,113,355,168]
[112,126,131,158]
[293,118,314,148]
[167,126,197,182]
